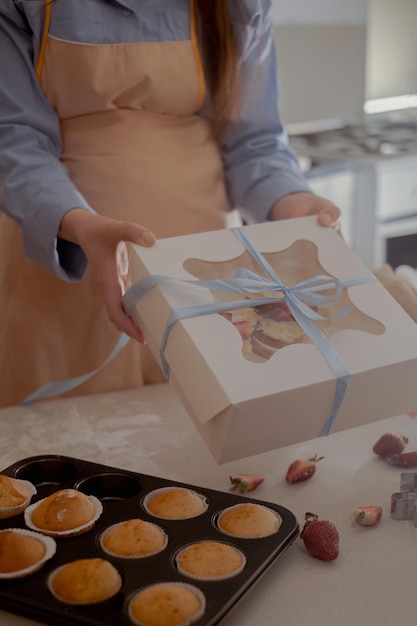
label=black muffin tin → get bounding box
[0,455,299,626]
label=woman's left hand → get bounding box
[269,192,342,232]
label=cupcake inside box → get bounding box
[0,455,298,626]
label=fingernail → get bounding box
[140,231,156,245]
[322,213,332,226]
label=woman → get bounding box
[0,0,340,407]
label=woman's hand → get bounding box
[59,209,156,342]
[269,192,342,233]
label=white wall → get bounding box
[272,0,367,24]
[272,0,368,124]
[366,0,417,99]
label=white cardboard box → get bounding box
[124,217,417,463]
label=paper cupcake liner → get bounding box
[24,493,103,538]
[216,503,282,539]
[143,487,208,520]
[127,581,206,626]
[100,519,168,559]
[0,479,37,520]
[0,528,56,580]
[175,540,246,581]
[47,559,122,605]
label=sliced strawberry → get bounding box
[372,433,408,458]
[353,505,383,527]
[286,455,324,484]
[229,473,265,493]
[301,513,339,561]
[384,451,417,467]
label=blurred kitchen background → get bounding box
[273,0,417,270]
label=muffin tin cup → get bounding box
[0,528,56,580]
[0,455,299,626]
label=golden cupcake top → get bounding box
[100,518,168,558]
[176,540,246,580]
[24,488,102,536]
[48,558,122,605]
[0,529,56,579]
[217,503,282,538]
[0,475,36,519]
[128,582,205,626]
[144,488,208,520]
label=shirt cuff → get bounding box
[238,174,313,224]
[21,185,95,282]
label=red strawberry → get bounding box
[286,455,324,484]
[229,473,265,493]
[372,433,408,458]
[384,451,417,467]
[301,513,339,561]
[353,505,383,527]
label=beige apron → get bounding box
[0,0,231,407]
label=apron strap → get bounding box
[36,0,52,80]
[189,0,206,111]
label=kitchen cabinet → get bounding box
[354,153,417,268]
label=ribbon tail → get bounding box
[20,334,130,405]
[319,374,350,436]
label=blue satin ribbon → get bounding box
[123,227,375,436]
[20,333,130,406]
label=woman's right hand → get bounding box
[59,209,156,342]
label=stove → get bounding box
[289,109,417,160]
[289,109,417,270]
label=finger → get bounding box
[112,222,156,247]
[317,208,341,228]
[102,279,145,343]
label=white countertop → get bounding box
[1,383,417,626]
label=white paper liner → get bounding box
[24,491,103,537]
[216,503,282,539]
[142,487,208,520]
[0,528,56,579]
[127,581,206,626]
[47,559,122,605]
[175,540,246,581]
[100,519,168,559]
[0,479,37,520]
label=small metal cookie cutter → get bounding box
[391,473,417,526]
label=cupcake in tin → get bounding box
[0,474,37,519]
[48,558,122,605]
[128,582,205,626]
[217,503,282,539]
[100,518,168,559]
[143,487,208,520]
[24,488,102,537]
[0,528,56,579]
[175,540,246,581]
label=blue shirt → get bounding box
[0,0,311,281]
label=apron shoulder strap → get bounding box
[35,0,52,80]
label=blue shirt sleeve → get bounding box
[220,0,312,223]
[0,2,93,281]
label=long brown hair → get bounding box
[195,1,239,130]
